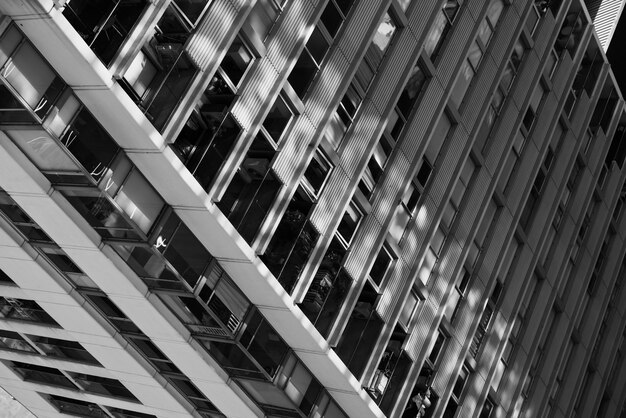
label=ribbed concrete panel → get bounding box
[427,128,469,205]
[432,337,462,390]
[462,60,497,132]
[398,81,445,161]
[458,281,489,349]
[481,216,508,280]
[436,10,477,87]
[377,260,409,322]
[406,0,439,30]
[483,103,518,174]
[371,151,411,223]
[230,58,281,130]
[304,51,351,127]
[370,32,418,114]
[489,7,520,67]
[406,299,438,361]
[340,102,384,176]
[401,196,438,266]
[456,169,492,245]
[310,167,350,233]
[336,1,384,62]
[266,1,316,73]
[511,49,541,111]
[273,116,316,183]
[186,0,239,70]
[343,216,382,279]
[429,240,463,306]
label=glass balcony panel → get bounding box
[63,109,119,182]
[2,42,64,118]
[6,129,79,172]
[13,362,76,389]
[238,379,300,411]
[202,341,266,379]
[0,85,36,124]
[64,192,142,241]
[30,336,100,365]
[241,311,289,378]
[160,219,212,287]
[0,26,22,68]
[113,169,165,234]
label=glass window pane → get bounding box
[114,169,165,234]
[7,129,79,172]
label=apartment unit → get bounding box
[0,0,624,417]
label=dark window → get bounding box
[129,337,181,374]
[262,95,293,143]
[12,362,76,390]
[369,245,393,286]
[29,335,100,365]
[218,133,282,243]
[428,330,446,364]
[85,294,141,334]
[0,330,35,353]
[70,372,137,401]
[336,200,362,245]
[262,187,319,293]
[0,297,58,325]
[63,0,149,65]
[303,149,332,196]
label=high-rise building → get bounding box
[583,0,626,49]
[0,0,624,417]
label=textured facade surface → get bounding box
[0,1,623,418]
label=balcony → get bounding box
[62,0,149,66]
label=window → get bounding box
[302,149,332,196]
[445,268,471,322]
[326,9,399,149]
[499,85,545,193]
[120,4,197,131]
[0,191,52,243]
[442,157,476,233]
[84,294,141,334]
[479,397,496,418]
[63,0,150,65]
[554,4,587,58]
[337,199,363,245]
[450,0,504,107]
[398,289,420,329]
[171,0,213,25]
[424,0,462,59]
[0,26,65,121]
[417,226,446,285]
[369,244,394,287]
[246,0,287,41]
[386,63,428,140]
[0,297,58,326]
[217,132,282,243]
[520,147,554,229]
[47,395,158,418]
[477,37,525,153]
[443,364,469,417]
[28,335,100,365]
[428,329,447,364]
[359,134,394,198]
[0,330,35,353]
[261,187,319,293]
[287,0,355,98]
[389,157,433,242]
[262,94,294,143]
[469,281,502,358]
[355,10,398,92]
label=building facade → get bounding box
[0,0,623,417]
